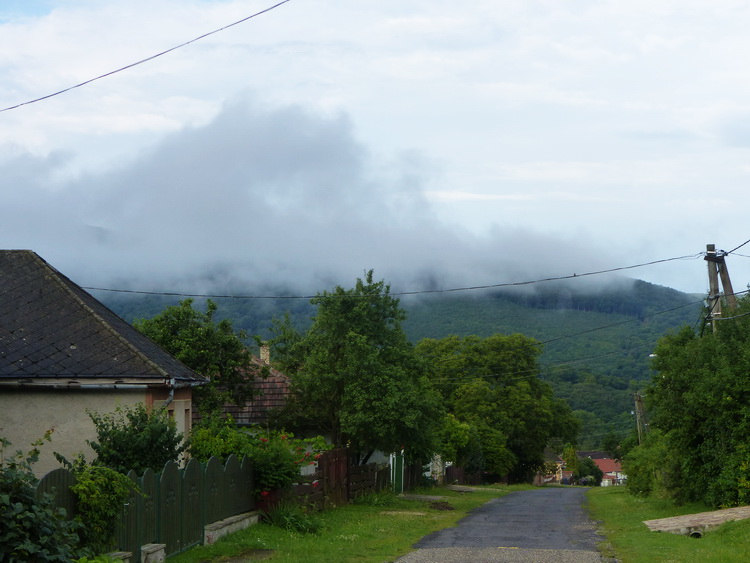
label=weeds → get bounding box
[262,500,323,535]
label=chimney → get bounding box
[260,343,270,365]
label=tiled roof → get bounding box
[593,458,623,474]
[0,250,206,387]
[223,357,291,426]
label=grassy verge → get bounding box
[587,486,750,562]
[169,485,533,562]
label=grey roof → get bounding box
[0,250,206,388]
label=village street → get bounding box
[396,487,603,562]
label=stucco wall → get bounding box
[0,389,147,477]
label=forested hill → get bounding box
[99,277,705,448]
[402,279,703,380]
[100,277,703,382]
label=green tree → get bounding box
[576,456,604,486]
[272,271,443,464]
[87,403,185,474]
[645,294,750,506]
[134,298,258,412]
[416,333,580,482]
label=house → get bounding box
[222,353,291,427]
[592,458,626,486]
[0,250,207,475]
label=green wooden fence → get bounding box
[36,455,254,559]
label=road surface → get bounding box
[395,487,603,562]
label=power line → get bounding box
[82,252,704,300]
[725,237,750,256]
[0,0,292,113]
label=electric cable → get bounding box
[0,0,292,113]
[81,252,704,300]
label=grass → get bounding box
[168,485,533,562]
[587,486,750,562]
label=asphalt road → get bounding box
[395,487,603,562]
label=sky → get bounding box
[2,0,749,297]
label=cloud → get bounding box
[1,97,628,295]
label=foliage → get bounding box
[56,454,138,556]
[622,429,673,498]
[642,294,750,507]
[87,403,185,474]
[561,443,579,477]
[189,416,329,494]
[188,414,252,461]
[0,433,82,562]
[133,298,259,412]
[262,500,323,535]
[576,456,603,486]
[435,414,471,464]
[271,270,444,463]
[416,333,580,481]
[106,279,703,450]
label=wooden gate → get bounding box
[319,448,348,507]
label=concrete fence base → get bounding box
[204,510,261,545]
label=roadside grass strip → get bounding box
[169,485,533,563]
[587,487,750,562]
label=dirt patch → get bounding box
[429,501,455,511]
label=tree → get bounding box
[576,456,603,486]
[87,403,185,474]
[271,271,443,464]
[415,333,580,482]
[133,298,258,412]
[642,294,750,507]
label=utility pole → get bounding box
[634,392,646,445]
[705,244,722,332]
[704,244,737,331]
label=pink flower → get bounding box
[260,438,268,443]
[261,491,269,497]
[312,481,319,488]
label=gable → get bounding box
[0,250,206,388]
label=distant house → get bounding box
[592,458,626,486]
[222,348,291,427]
[0,250,207,475]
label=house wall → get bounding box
[0,388,147,476]
[149,387,194,438]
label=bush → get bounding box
[189,416,329,495]
[56,454,138,556]
[623,430,674,498]
[0,434,82,561]
[87,403,185,474]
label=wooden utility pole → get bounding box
[634,392,646,445]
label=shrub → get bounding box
[0,434,82,561]
[87,403,185,474]
[56,454,138,556]
[189,417,329,495]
